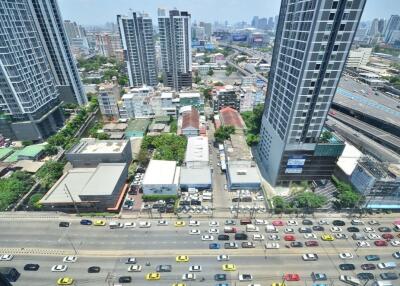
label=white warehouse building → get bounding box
[142,160,180,195]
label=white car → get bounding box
[319,220,329,225]
[268,234,280,241]
[335,233,348,239]
[189,220,200,226]
[128,265,142,272]
[368,220,380,225]
[189,229,201,235]
[217,254,230,261]
[254,219,268,225]
[252,234,265,241]
[284,228,294,233]
[51,265,68,272]
[287,220,298,226]
[209,228,219,234]
[209,221,219,227]
[304,233,317,239]
[378,262,397,269]
[125,257,137,264]
[157,220,168,226]
[139,221,151,228]
[182,273,196,281]
[265,242,280,249]
[356,241,370,248]
[201,235,214,241]
[368,233,381,240]
[189,265,202,272]
[0,254,13,261]
[391,240,400,246]
[302,253,318,261]
[124,222,136,228]
[339,253,354,260]
[63,256,77,263]
[363,227,375,232]
[239,274,253,281]
[330,226,342,233]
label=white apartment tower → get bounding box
[258,0,366,186]
[158,9,192,91]
[117,12,157,87]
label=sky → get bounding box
[58,0,400,26]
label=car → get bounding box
[287,220,298,226]
[391,240,400,246]
[335,233,348,239]
[351,219,365,226]
[330,226,342,232]
[339,264,355,271]
[209,221,220,227]
[224,242,238,249]
[284,228,295,233]
[93,220,106,226]
[139,221,151,228]
[222,264,237,271]
[380,272,398,280]
[234,233,248,240]
[242,241,256,248]
[268,234,280,240]
[265,242,280,249]
[378,227,391,232]
[312,226,324,232]
[189,220,200,226]
[88,266,101,273]
[118,276,132,283]
[218,234,230,241]
[365,255,380,261]
[302,219,313,225]
[189,265,202,272]
[319,220,329,225]
[302,253,318,261]
[157,220,168,226]
[357,273,374,280]
[272,220,284,226]
[125,257,136,264]
[339,275,360,285]
[339,253,354,260]
[156,265,172,272]
[382,233,394,240]
[253,234,265,241]
[368,220,380,225]
[209,243,221,249]
[377,262,397,269]
[332,220,345,226]
[393,251,400,259]
[217,255,230,261]
[375,240,388,247]
[356,241,370,248]
[0,254,14,261]
[175,221,186,227]
[290,241,303,248]
[305,240,319,247]
[214,273,227,281]
[59,222,70,227]
[202,234,214,241]
[368,233,381,240]
[24,264,40,271]
[363,227,375,232]
[63,256,77,263]
[311,272,327,281]
[172,284,186,286]
[124,222,136,228]
[271,283,285,286]
[238,274,253,281]
[51,265,68,272]
[299,227,312,233]
[225,220,236,225]
[284,235,295,241]
[361,264,376,270]
[321,234,334,241]
[80,219,92,225]
[347,227,360,233]
[57,277,74,285]
[128,265,142,272]
[304,233,317,239]
[284,273,300,281]
[254,219,268,225]
[176,255,189,262]
[182,273,196,281]
[189,229,201,235]
[209,228,219,234]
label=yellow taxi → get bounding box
[145,272,161,280]
[172,284,186,286]
[175,221,186,227]
[93,220,106,226]
[176,255,189,262]
[57,277,74,285]
[222,264,237,271]
[271,283,286,286]
[321,234,335,241]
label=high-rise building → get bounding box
[0,0,65,141]
[384,15,400,43]
[368,18,379,37]
[378,18,385,34]
[29,0,87,106]
[117,12,158,87]
[258,0,365,186]
[158,9,192,91]
[64,20,90,58]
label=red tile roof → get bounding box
[219,107,245,129]
[182,107,200,130]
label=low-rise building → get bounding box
[179,92,204,113]
[219,107,246,131]
[213,85,240,112]
[346,47,372,69]
[124,119,150,138]
[122,86,154,119]
[180,107,200,137]
[142,160,180,195]
[185,136,209,168]
[98,82,120,120]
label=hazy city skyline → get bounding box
[58,0,399,26]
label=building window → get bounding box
[329,13,335,20]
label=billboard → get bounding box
[287,158,306,167]
[232,34,247,41]
[285,168,303,174]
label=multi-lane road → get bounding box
[1,216,400,285]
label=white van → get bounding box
[339,275,360,286]
[109,221,123,229]
[351,219,364,225]
[372,281,393,286]
[265,225,278,233]
[246,224,260,232]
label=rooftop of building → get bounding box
[182,107,200,130]
[103,123,128,131]
[185,136,209,162]
[336,142,363,176]
[68,138,128,155]
[142,160,179,185]
[161,92,174,99]
[219,107,245,129]
[228,166,261,185]
[3,144,45,163]
[358,156,399,180]
[179,92,201,99]
[225,134,252,162]
[98,81,118,90]
[0,148,14,161]
[180,166,212,186]
[125,119,151,132]
[40,163,127,204]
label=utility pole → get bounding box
[65,184,80,215]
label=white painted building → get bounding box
[142,160,180,195]
[121,86,154,119]
[346,47,372,69]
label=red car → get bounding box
[382,233,394,240]
[272,220,284,226]
[284,235,295,241]
[305,240,319,247]
[374,240,388,247]
[284,273,300,281]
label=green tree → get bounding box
[290,192,327,209]
[320,130,333,143]
[214,126,235,142]
[22,140,33,147]
[336,190,362,208]
[214,81,224,86]
[246,134,260,146]
[97,133,110,140]
[272,196,287,209]
[36,161,64,190]
[44,144,58,156]
[28,194,43,210]
[207,69,214,76]
[170,118,178,133]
